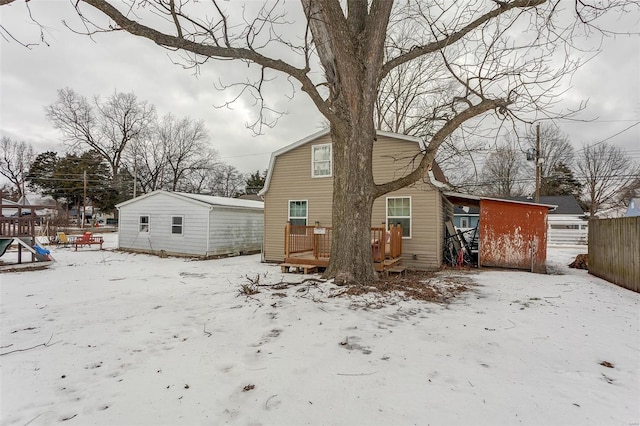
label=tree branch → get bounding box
[380,0,545,80]
[0,333,59,356]
[375,96,512,197]
[79,0,332,120]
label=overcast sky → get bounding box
[1,1,639,179]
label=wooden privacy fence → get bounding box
[588,216,639,293]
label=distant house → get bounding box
[509,195,585,227]
[1,196,52,221]
[509,195,587,245]
[259,128,451,271]
[453,205,479,229]
[1,198,20,217]
[594,206,627,219]
[625,198,640,217]
[116,190,264,257]
[68,209,93,224]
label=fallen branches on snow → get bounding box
[257,277,327,289]
[0,333,60,356]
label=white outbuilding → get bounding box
[116,190,263,257]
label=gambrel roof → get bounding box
[259,128,448,195]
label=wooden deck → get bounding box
[0,215,37,239]
[0,197,50,266]
[282,223,403,272]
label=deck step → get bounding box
[279,263,318,274]
[385,265,407,276]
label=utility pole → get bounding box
[82,170,87,229]
[535,123,541,203]
[19,163,25,200]
[133,141,138,198]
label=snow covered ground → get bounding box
[1,235,638,426]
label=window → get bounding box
[288,200,308,226]
[461,217,469,228]
[139,215,149,233]
[171,216,184,235]
[312,143,332,177]
[387,197,411,238]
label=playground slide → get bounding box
[0,238,13,257]
[33,245,52,262]
[0,238,53,262]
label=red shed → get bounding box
[446,193,556,273]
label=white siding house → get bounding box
[116,190,263,257]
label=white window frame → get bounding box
[288,200,308,226]
[139,215,150,233]
[311,143,332,178]
[461,217,469,228]
[171,215,184,235]
[386,196,412,239]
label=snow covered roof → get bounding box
[177,192,264,210]
[626,198,640,217]
[1,198,19,206]
[116,190,264,211]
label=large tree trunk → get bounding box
[307,1,391,286]
[325,123,377,285]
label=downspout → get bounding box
[206,206,212,256]
[530,239,535,273]
[260,197,266,263]
[261,225,265,263]
[116,206,120,248]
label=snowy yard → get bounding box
[1,234,639,426]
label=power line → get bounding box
[574,121,640,153]
[558,118,640,123]
[219,151,272,160]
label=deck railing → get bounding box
[284,223,402,261]
[0,216,36,238]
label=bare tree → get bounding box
[522,124,575,192]
[155,114,212,192]
[128,132,166,194]
[576,142,640,216]
[374,21,488,190]
[45,88,156,181]
[127,116,220,194]
[480,137,528,197]
[0,136,35,199]
[375,21,453,138]
[616,176,640,208]
[210,164,245,198]
[9,0,637,284]
[179,153,222,194]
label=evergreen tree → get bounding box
[27,150,115,211]
[244,169,267,195]
[27,151,61,201]
[540,162,582,197]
